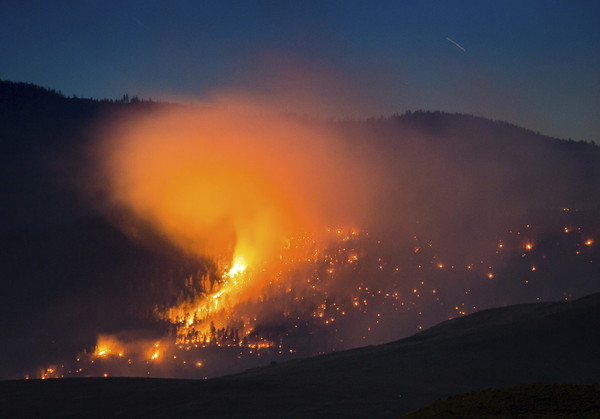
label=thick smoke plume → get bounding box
[94,97,377,297]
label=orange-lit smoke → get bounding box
[94,97,373,299]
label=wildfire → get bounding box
[33,213,599,380]
[42,92,600,380]
[157,228,364,349]
[94,335,126,358]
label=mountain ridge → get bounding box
[2,79,596,148]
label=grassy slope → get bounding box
[404,383,600,418]
[1,293,599,417]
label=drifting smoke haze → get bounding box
[98,101,596,266]
[92,95,380,286]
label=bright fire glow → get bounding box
[226,258,247,278]
[94,335,126,358]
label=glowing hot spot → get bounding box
[226,258,247,278]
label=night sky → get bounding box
[1,0,599,142]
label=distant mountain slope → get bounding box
[1,293,598,418]
[1,79,600,382]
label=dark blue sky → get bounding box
[1,0,599,141]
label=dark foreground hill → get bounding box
[1,293,599,418]
[404,383,600,418]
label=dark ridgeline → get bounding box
[0,80,599,381]
[1,293,598,417]
[0,80,155,230]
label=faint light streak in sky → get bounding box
[446,37,466,52]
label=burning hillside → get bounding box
[21,97,600,380]
[35,212,598,379]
